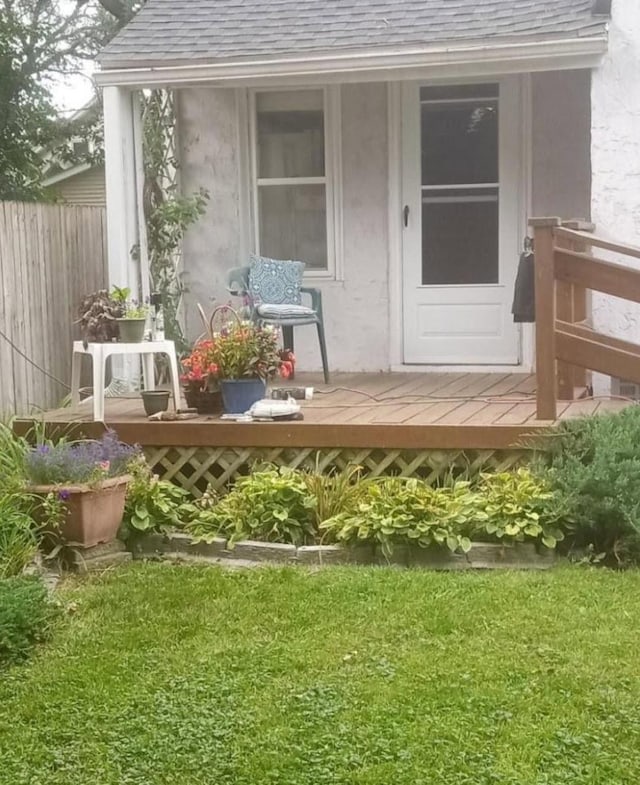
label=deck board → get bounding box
[16,372,632,451]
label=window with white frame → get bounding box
[252,89,337,275]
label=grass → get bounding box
[2,564,640,784]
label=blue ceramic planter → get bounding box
[220,379,266,414]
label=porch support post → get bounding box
[103,86,143,393]
[103,85,140,293]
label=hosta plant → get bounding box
[187,466,317,547]
[121,455,197,542]
[320,478,476,557]
[475,468,567,549]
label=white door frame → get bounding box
[388,75,532,372]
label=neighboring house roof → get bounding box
[99,0,609,70]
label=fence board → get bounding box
[0,201,107,415]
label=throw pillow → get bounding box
[249,255,305,305]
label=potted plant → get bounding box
[111,286,149,342]
[206,307,283,414]
[180,339,222,414]
[140,390,171,416]
[25,431,138,548]
[77,290,121,343]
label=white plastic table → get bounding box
[71,340,181,421]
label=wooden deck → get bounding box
[19,372,630,451]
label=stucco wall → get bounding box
[531,70,591,220]
[591,0,640,388]
[177,88,244,340]
[178,83,390,372]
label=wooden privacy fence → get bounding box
[532,216,640,420]
[0,201,107,415]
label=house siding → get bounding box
[179,83,390,372]
[47,165,106,206]
[531,70,591,221]
[178,88,244,341]
[591,0,640,384]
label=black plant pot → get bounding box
[141,390,170,416]
[184,389,223,415]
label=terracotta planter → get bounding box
[30,475,130,548]
[184,389,223,415]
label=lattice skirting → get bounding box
[144,446,533,496]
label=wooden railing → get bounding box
[532,216,640,420]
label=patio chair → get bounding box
[227,257,330,384]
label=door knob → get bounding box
[403,205,410,227]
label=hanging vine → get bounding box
[141,90,209,354]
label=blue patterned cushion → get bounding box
[249,256,305,305]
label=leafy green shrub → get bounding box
[539,408,640,562]
[320,478,475,556]
[0,577,59,667]
[121,456,197,542]
[187,466,317,546]
[0,422,40,577]
[0,496,39,579]
[475,469,567,549]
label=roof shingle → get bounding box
[99,0,609,69]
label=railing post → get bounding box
[561,220,595,394]
[530,217,561,420]
[554,221,595,399]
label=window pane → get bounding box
[422,189,499,285]
[258,184,327,270]
[257,90,325,179]
[421,98,498,185]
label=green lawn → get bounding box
[2,565,640,784]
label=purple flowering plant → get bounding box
[25,430,139,487]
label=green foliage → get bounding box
[121,456,197,541]
[208,317,282,380]
[475,468,567,550]
[0,422,38,577]
[0,497,38,579]
[320,478,475,556]
[186,463,571,555]
[0,1,142,201]
[303,463,364,528]
[142,89,209,354]
[539,407,640,563]
[0,577,58,667]
[187,466,317,547]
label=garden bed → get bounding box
[132,531,556,570]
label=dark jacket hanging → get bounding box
[511,250,535,323]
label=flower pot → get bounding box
[116,318,146,342]
[29,475,130,548]
[141,390,170,416]
[184,389,223,415]
[220,378,266,414]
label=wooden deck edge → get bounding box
[13,417,549,451]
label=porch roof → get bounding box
[99,0,609,73]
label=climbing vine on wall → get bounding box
[141,90,209,354]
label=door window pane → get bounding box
[422,189,499,285]
[421,89,498,185]
[257,90,325,178]
[258,184,327,270]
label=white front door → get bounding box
[402,77,524,365]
